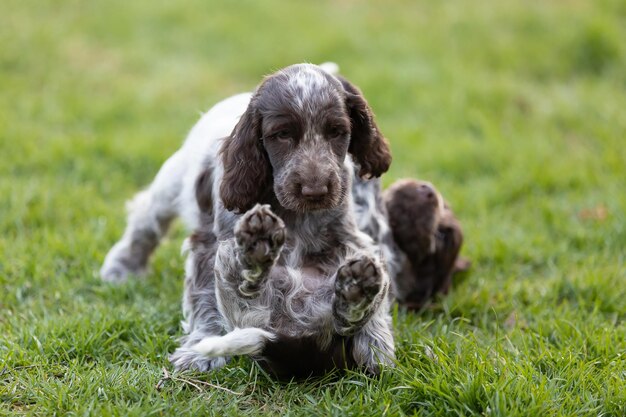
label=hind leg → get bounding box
[100,150,187,282]
[170,235,230,371]
[171,206,285,370]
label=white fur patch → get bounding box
[191,328,276,358]
[287,64,330,108]
[318,62,340,75]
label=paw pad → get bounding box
[235,204,286,266]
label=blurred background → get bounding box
[1,0,625,414]
[2,0,624,275]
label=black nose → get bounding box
[418,183,435,200]
[301,184,329,200]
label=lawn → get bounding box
[1,0,625,415]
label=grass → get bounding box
[1,0,625,415]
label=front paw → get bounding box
[235,204,286,266]
[234,204,285,297]
[333,256,385,335]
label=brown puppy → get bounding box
[384,179,470,309]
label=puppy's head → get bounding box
[385,179,446,259]
[218,64,391,213]
[384,179,467,309]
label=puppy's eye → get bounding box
[270,130,292,141]
[327,127,348,139]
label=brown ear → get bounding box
[338,76,392,178]
[219,99,272,213]
[195,164,213,213]
[436,208,466,278]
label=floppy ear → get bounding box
[219,99,272,213]
[434,208,465,290]
[195,164,213,213]
[338,76,392,178]
[439,209,470,273]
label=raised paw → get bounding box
[235,204,286,265]
[234,204,286,297]
[333,257,385,335]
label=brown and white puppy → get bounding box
[180,64,395,378]
[384,179,470,310]
[101,63,396,379]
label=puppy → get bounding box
[384,179,469,310]
[101,63,397,379]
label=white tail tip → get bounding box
[191,328,276,358]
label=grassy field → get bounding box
[2,0,626,415]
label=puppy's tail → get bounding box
[191,328,276,358]
[319,62,340,75]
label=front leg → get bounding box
[333,255,395,374]
[221,204,286,298]
[333,256,387,335]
